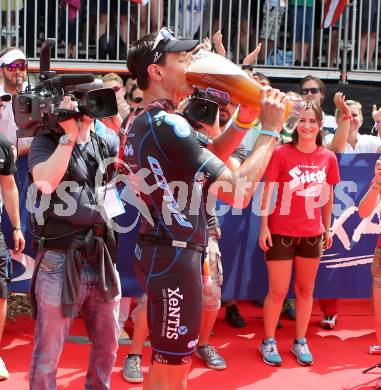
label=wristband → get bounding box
[13,227,20,231]
[260,129,280,139]
[232,111,256,131]
[342,114,351,120]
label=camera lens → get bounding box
[88,95,104,115]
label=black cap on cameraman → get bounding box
[136,27,198,76]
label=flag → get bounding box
[322,0,347,29]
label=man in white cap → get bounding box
[0,47,31,156]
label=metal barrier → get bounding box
[0,0,379,81]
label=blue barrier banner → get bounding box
[218,153,380,300]
[7,154,381,299]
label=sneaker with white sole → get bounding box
[122,354,143,383]
[291,338,313,366]
[283,299,296,320]
[0,357,9,381]
[370,345,381,355]
[195,345,226,370]
[259,338,282,366]
[320,314,337,329]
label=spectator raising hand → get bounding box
[334,92,351,118]
[190,37,213,58]
[202,36,212,51]
[243,43,262,66]
[325,92,352,153]
[372,104,381,138]
[213,30,226,57]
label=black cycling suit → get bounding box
[125,100,226,365]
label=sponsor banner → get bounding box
[8,154,380,299]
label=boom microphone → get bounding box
[39,38,56,74]
[44,74,95,90]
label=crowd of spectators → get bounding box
[1,0,380,69]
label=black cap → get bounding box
[136,28,198,76]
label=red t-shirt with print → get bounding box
[264,144,340,237]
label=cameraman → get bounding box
[126,28,285,390]
[28,96,121,390]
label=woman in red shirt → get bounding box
[258,101,340,366]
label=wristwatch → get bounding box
[58,134,73,146]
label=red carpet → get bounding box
[2,299,381,390]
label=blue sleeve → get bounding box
[95,120,119,157]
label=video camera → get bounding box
[182,88,230,128]
[14,38,118,138]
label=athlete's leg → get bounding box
[144,362,190,390]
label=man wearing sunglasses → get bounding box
[299,75,337,136]
[128,84,144,109]
[102,72,130,120]
[0,47,31,156]
[126,27,286,389]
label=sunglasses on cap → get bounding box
[134,27,174,78]
[301,87,320,95]
[3,63,27,72]
[152,27,175,51]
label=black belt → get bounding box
[137,234,205,252]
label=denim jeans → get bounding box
[29,249,121,390]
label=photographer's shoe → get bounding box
[370,345,381,355]
[320,314,337,330]
[195,345,226,370]
[225,304,246,328]
[283,299,296,320]
[259,338,282,366]
[123,354,143,383]
[291,338,313,366]
[0,357,9,381]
